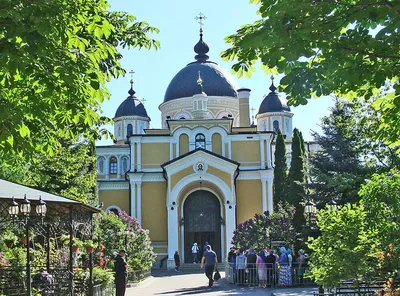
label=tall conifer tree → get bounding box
[308,100,369,205]
[273,129,287,206]
[287,128,306,231]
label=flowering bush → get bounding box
[231,202,296,250]
[95,211,156,272]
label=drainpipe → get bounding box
[126,135,132,216]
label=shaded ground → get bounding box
[126,270,318,296]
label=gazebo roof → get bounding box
[0,179,100,214]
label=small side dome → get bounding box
[258,79,290,114]
[114,82,150,119]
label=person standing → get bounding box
[115,249,128,296]
[174,250,181,271]
[200,245,218,287]
[246,248,258,286]
[235,248,247,285]
[192,242,199,263]
[278,247,291,287]
[256,249,267,288]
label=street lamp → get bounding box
[304,200,317,226]
[8,195,47,296]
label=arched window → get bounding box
[195,133,206,149]
[97,157,105,174]
[121,156,129,173]
[127,124,133,136]
[109,156,118,174]
[273,120,280,132]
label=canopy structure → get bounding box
[0,179,101,296]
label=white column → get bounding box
[130,182,136,218]
[225,203,236,259]
[170,142,173,160]
[137,142,142,171]
[228,141,232,159]
[267,178,273,213]
[117,156,121,179]
[175,142,180,158]
[260,139,265,169]
[266,139,271,169]
[167,205,179,270]
[105,157,109,180]
[137,182,142,224]
[131,142,135,172]
[261,179,267,213]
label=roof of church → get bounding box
[163,31,238,102]
[258,81,291,114]
[161,147,240,168]
[114,84,150,119]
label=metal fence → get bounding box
[93,283,115,296]
[127,269,151,283]
[225,262,314,287]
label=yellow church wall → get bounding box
[179,134,189,155]
[207,166,231,190]
[141,182,167,241]
[236,180,262,223]
[141,143,169,168]
[99,189,129,212]
[212,133,222,155]
[231,141,260,165]
[170,167,194,189]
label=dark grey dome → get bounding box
[258,83,291,114]
[163,33,238,102]
[115,87,150,119]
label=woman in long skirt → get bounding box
[278,247,292,286]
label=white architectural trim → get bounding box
[98,181,129,190]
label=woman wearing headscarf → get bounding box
[278,247,291,286]
[246,248,258,286]
[256,249,267,288]
[287,248,293,285]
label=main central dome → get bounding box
[163,32,238,103]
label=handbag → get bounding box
[213,269,221,281]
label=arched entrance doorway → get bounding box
[183,190,222,263]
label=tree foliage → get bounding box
[307,204,376,289]
[308,171,400,291]
[0,0,159,159]
[96,211,156,271]
[308,100,369,205]
[273,129,287,205]
[222,0,400,145]
[0,137,97,205]
[287,128,306,230]
[231,203,296,250]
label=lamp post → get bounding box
[304,200,317,227]
[8,195,47,296]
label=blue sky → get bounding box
[99,0,334,144]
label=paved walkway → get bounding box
[126,271,318,296]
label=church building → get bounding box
[96,27,315,269]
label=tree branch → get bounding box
[343,47,400,60]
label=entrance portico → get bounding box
[161,149,239,269]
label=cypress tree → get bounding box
[287,128,306,231]
[273,129,287,206]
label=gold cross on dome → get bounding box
[195,12,207,31]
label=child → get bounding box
[174,250,180,272]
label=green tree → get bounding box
[273,129,287,205]
[307,204,376,290]
[308,172,400,293]
[287,128,306,230]
[308,100,369,205]
[1,0,159,159]
[24,138,97,204]
[222,0,400,145]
